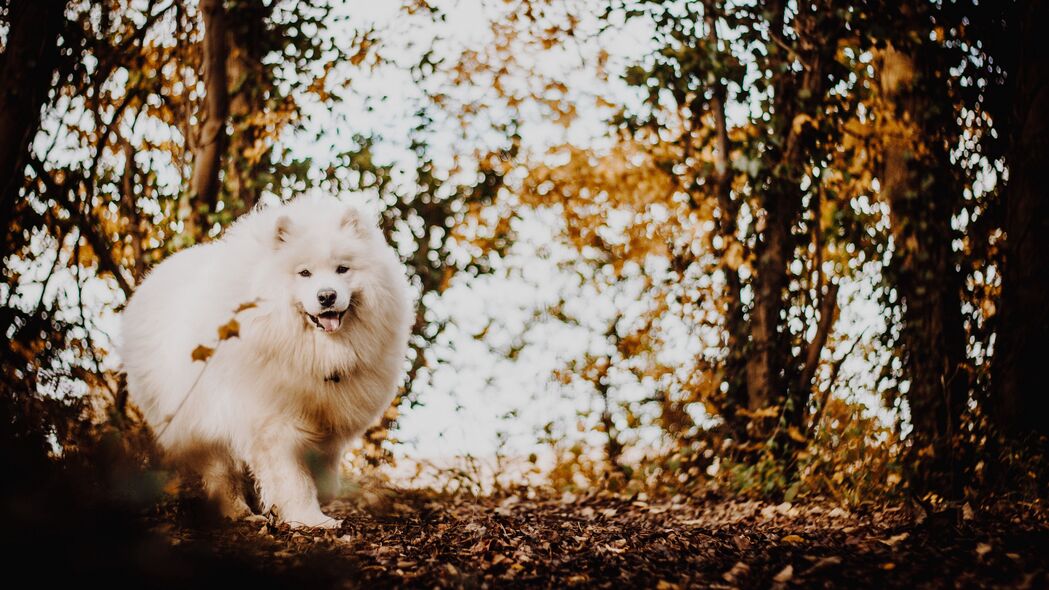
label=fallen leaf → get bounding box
[191,344,214,362]
[217,318,240,340]
[723,561,750,583]
[782,534,805,544]
[804,556,842,573]
[976,543,992,558]
[880,532,910,547]
[234,301,258,313]
[773,564,794,583]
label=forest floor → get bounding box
[140,487,1049,589]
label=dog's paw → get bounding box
[285,512,343,530]
[243,514,269,525]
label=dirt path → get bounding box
[147,490,1049,588]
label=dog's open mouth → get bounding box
[307,310,345,333]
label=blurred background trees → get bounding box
[1,0,1046,504]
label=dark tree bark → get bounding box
[745,3,836,446]
[0,0,68,262]
[224,0,273,215]
[879,46,970,491]
[992,0,1049,440]
[185,0,230,237]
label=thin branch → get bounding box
[797,281,840,396]
[73,228,118,400]
[810,326,870,436]
[25,158,135,298]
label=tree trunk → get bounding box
[992,0,1049,440]
[224,0,272,216]
[185,0,230,237]
[745,6,831,442]
[0,0,68,262]
[879,47,970,491]
[745,186,796,412]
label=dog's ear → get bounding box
[274,215,293,247]
[340,208,362,234]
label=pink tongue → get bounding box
[318,315,341,332]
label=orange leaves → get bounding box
[189,301,255,361]
[738,405,781,420]
[191,345,214,363]
[217,318,239,341]
[521,138,689,270]
[791,113,816,136]
[724,242,746,271]
[876,46,917,95]
[234,301,258,313]
[349,39,373,66]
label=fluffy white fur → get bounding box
[121,197,412,528]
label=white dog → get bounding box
[121,197,412,528]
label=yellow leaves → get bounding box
[521,137,690,270]
[787,426,808,444]
[594,94,618,110]
[877,45,916,95]
[725,241,745,271]
[191,345,214,363]
[439,266,455,292]
[189,302,256,361]
[791,113,815,136]
[217,318,240,341]
[781,534,805,544]
[739,405,780,419]
[234,301,258,313]
[349,42,372,66]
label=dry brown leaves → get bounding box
[151,489,1049,589]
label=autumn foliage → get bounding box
[1,0,1047,520]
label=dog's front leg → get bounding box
[311,441,346,506]
[201,453,251,520]
[247,428,342,529]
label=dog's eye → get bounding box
[336,266,349,275]
[298,269,312,278]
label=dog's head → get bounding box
[267,203,376,334]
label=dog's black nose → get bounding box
[317,289,337,308]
